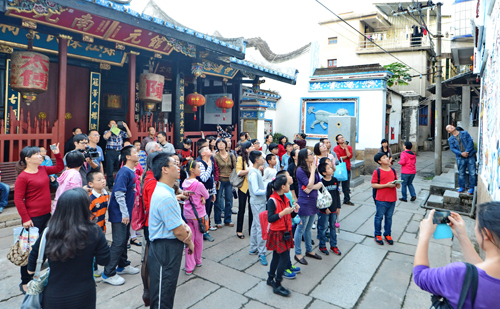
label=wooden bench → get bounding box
[0,161,18,190]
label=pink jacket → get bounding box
[52,168,82,213]
[182,178,209,220]
[399,150,416,174]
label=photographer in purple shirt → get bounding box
[414,202,500,308]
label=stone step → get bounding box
[443,190,460,205]
[427,195,444,208]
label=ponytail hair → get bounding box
[266,174,289,200]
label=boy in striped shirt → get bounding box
[88,171,109,277]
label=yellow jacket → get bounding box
[236,156,249,193]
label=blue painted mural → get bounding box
[309,79,385,91]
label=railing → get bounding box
[358,35,431,51]
[0,106,58,162]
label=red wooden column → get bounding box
[127,53,138,138]
[57,37,68,149]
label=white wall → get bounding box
[389,92,402,146]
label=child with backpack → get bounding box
[371,153,401,245]
[399,141,417,202]
[266,173,299,297]
[182,160,210,275]
[317,163,342,256]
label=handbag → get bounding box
[316,183,333,209]
[430,262,478,309]
[229,155,245,188]
[189,196,209,234]
[334,159,348,182]
[132,177,154,231]
[7,228,31,266]
[21,228,50,309]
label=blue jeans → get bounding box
[457,156,477,189]
[401,174,416,200]
[215,181,233,224]
[318,212,338,247]
[0,182,9,208]
[374,201,396,237]
[294,214,315,255]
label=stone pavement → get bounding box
[0,150,478,309]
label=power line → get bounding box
[315,0,424,74]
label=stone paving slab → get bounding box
[203,233,252,262]
[245,281,313,308]
[310,244,387,308]
[219,246,263,271]
[355,209,413,242]
[190,287,248,309]
[399,232,419,246]
[241,300,275,309]
[174,278,219,309]
[337,204,360,222]
[361,236,416,256]
[285,239,356,295]
[337,230,366,244]
[308,299,343,309]
[97,284,144,309]
[356,253,414,309]
[339,205,375,233]
[194,258,261,294]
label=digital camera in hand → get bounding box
[78,147,100,159]
[433,211,451,224]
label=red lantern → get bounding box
[10,51,49,105]
[186,92,205,120]
[216,96,234,113]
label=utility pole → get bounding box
[435,2,443,175]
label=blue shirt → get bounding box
[149,182,184,241]
[281,153,290,171]
[138,150,147,170]
[108,167,136,223]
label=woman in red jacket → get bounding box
[277,135,288,160]
[14,143,64,294]
[266,172,299,297]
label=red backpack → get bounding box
[259,210,270,240]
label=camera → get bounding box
[433,211,451,224]
[77,147,100,159]
[283,231,291,241]
[117,121,125,129]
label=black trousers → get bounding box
[148,238,184,309]
[21,213,51,284]
[105,149,120,187]
[236,189,252,234]
[269,250,290,283]
[342,170,352,203]
[104,222,130,277]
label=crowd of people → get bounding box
[7,120,500,309]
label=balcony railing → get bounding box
[358,33,431,52]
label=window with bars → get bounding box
[328,37,338,44]
[419,105,428,126]
[328,59,337,68]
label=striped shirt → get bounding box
[104,129,128,150]
[149,182,184,241]
[138,150,147,170]
[89,189,109,233]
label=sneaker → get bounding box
[410,196,417,202]
[331,246,342,255]
[259,254,268,266]
[266,277,275,287]
[457,187,465,193]
[94,269,102,277]
[0,206,3,213]
[203,233,214,242]
[209,226,217,231]
[186,270,193,276]
[290,265,301,273]
[232,208,238,214]
[468,188,474,195]
[375,236,384,245]
[102,274,125,286]
[117,265,140,275]
[399,198,407,202]
[344,201,355,206]
[312,223,317,229]
[384,235,394,245]
[283,269,297,279]
[319,246,329,255]
[196,264,202,267]
[249,250,258,255]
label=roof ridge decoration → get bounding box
[245,37,311,63]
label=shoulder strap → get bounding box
[391,167,397,179]
[376,168,381,184]
[457,263,479,309]
[34,228,49,279]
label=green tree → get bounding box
[383,62,411,87]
